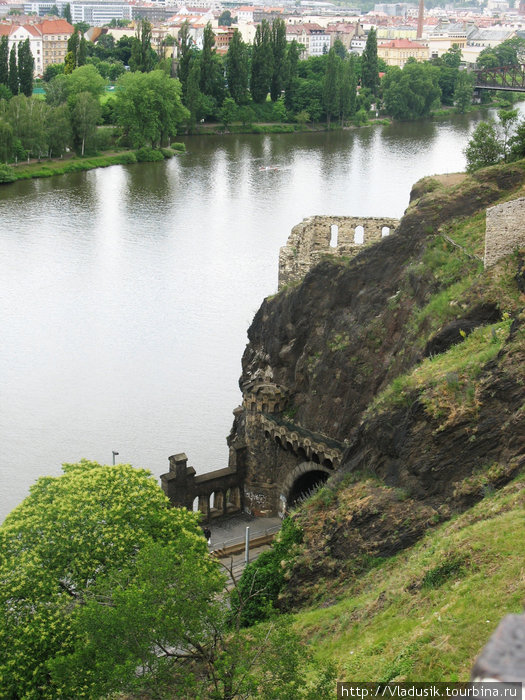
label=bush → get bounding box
[95,127,115,151]
[231,517,303,627]
[171,142,186,152]
[0,165,16,183]
[135,146,164,162]
[118,151,137,164]
[160,147,174,159]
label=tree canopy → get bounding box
[0,459,221,698]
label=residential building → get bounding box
[377,37,428,66]
[0,17,73,76]
[285,22,329,57]
[0,21,43,75]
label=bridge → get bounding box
[473,64,525,92]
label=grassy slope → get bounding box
[293,473,525,681]
[277,164,525,680]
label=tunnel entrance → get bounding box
[287,470,329,508]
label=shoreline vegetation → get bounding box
[0,99,514,184]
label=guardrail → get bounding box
[211,524,282,557]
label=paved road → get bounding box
[207,513,282,552]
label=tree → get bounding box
[464,121,503,172]
[67,63,106,97]
[284,39,300,111]
[383,62,441,120]
[498,107,519,161]
[129,18,156,73]
[219,95,238,127]
[0,118,13,162]
[453,70,473,113]
[361,28,379,96]
[77,35,87,66]
[218,9,233,26]
[225,29,249,104]
[176,20,193,97]
[18,38,34,97]
[270,17,287,102]
[70,90,101,154]
[8,45,18,96]
[333,38,347,60]
[185,57,204,129]
[46,103,71,156]
[64,50,75,74]
[67,29,79,69]
[340,54,357,124]
[62,2,72,23]
[43,62,64,82]
[0,460,221,699]
[251,19,273,103]
[442,44,462,69]
[115,70,188,147]
[323,47,340,126]
[509,119,525,161]
[45,73,69,105]
[0,36,8,88]
[199,22,224,108]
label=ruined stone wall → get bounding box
[485,197,525,268]
[278,215,400,290]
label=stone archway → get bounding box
[279,461,332,515]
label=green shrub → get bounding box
[0,165,16,183]
[231,517,303,627]
[171,142,186,152]
[135,147,164,162]
[160,148,174,159]
[118,151,137,164]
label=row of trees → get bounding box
[0,460,334,698]
[465,108,525,172]
[0,36,34,99]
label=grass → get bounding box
[368,318,512,427]
[291,472,525,681]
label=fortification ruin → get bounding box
[278,215,400,290]
[485,197,525,268]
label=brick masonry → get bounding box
[485,197,525,268]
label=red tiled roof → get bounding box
[40,19,74,35]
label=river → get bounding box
[1,107,522,521]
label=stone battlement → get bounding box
[278,215,400,290]
[485,197,525,268]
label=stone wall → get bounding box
[278,215,400,290]
[485,197,525,268]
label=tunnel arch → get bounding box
[280,462,332,514]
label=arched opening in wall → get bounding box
[323,458,333,469]
[330,224,338,248]
[354,225,364,245]
[382,226,390,237]
[286,440,294,453]
[312,452,320,464]
[209,492,215,509]
[262,403,268,412]
[275,435,282,448]
[264,430,270,439]
[288,470,329,508]
[192,496,199,512]
[297,447,307,461]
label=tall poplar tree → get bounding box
[251,19,273,103]
[361,28,379,96]
[225,29,249,104]
[284,39,300,111]
[8,46,18,96]
[129,19,155,72]
[200,23,216,96]
[177,20,193,98]
[0,36,9,88]
[67,29,79,69]
[77,35,87,66]
[18,39,34,97]
[340,54,357,124]
[270,17,287,102]
[323,47,340,127]
[63,2,72,23]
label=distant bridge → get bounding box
[473,64,525,92]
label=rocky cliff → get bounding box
[230,162,525,602]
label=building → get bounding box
[285,22,330,57]
[0,17,73,76]
[377,37,428,66]
[325,20,364,52]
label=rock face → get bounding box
[228,164,525,592]
[485,197,525,268]
[278,215,399,290]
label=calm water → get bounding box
[1,108,521,521]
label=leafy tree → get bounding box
[226,29,249,104]
[64,50,75,74]
[177,19,193,97]
[199,22,224,109]
[0,460,220,698]
[442,44,462,69]
[0,118,13,161]
[383,62,441,120]
[185,57,204,128]
[333,38,347,60]
[49,4,59,16]
[437,64,458,106]
[219,95,238,126]
[251,19,273,103]
[8,46,18,96]
[129,18,156,72]
[114,35,134,66]
[46,103,71,156]
[0,83,11,101]
[8,95,48,159]
[509,119,525,161]
[92,32,115,60]
[77,35,87,66]
[43,61,64,82]
[70,90,100,155]
[477,36,525,68]
[284,39,300,111]
[115,70,188,147]
[340,54,357,124]
[218,9,233,26]
[270,17,287,102]
[0,36,8,88]
[68,63,106,97]
[323,47,340,126]
[67,29,79,69]
[18,38,34,97]
[62,2,72,23]
[74,21,90,35]
[238,103,255,126]
[498,107,519,161]
[361,27,379,96]
[45,73,69,105]
[464,121,502,172]
[454,70,473,113]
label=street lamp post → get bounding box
[112,451,119,465]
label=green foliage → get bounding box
[0,459,221,698]
[454,70,474,113]
[225,29,249,105]
[0,163,15,181]
[464,121,503,172]
[361,28,379,96]
[270,17,287,102]
[129,18,157,73]
[171,141,186,152]
[18,38,34,97]
[383,62,441,120]
[219,95,238,126]
[232,517,303,626]
[135,145,164,161]
[421,556,467,589]
[0,36,8,88]
[251,19,273,103]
